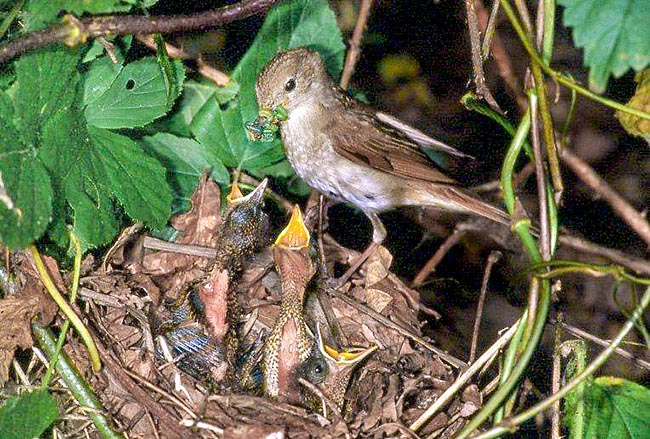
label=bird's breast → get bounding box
[281,114,405,213]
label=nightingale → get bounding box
[254,47,510,284]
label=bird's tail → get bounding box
[424,185,512,226]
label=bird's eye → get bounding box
[284,78,296,92]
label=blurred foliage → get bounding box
[617,69,650,143]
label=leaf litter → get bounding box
[0,174,487,438]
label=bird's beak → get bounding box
[230,178,268,205]
[274,205,310,249]
[226,182,244,203]
[316,323,377,365]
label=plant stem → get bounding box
[473,285,650,438]
[29,245,101,371]
[33,323,124,439]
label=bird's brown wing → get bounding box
[327,96,457,184]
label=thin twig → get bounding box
[556,234,650,276]
[412,228,467,287]
[339,0,373,89]
[529,92,552,260]
[470,251,502,363]
[560,148,650,247]
[143,236,215,258]
[480,0,500,59]
[465,0,502,113]
[409,321,521,432]
[550,312,563,439]
[178,419,224,435]
[552,318,650,370]
[474,0,526,109]
[136,35,230,86]
[0,0,280,63]
[325,286,467,370]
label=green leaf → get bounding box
[142,132,229,212]
[189,0,344,173]
[88,127,172,228]
[616,69,650,142]
[13,48,80,146]
[0,153,53,249]
[38,109,120,250]
[84,57,184,129]
[559,0,650,93]
[0,389,58,439]
[569,376,650,439]
[192,96,285,169]
[158,79,221,137]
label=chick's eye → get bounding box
[284,78,296,92]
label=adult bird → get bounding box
[253,48,511,285]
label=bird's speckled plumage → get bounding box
[152,180,269,385]
[256,48,509,244]
[263,206,316,402]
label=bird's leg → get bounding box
[317,194,330,279]
[331,212,386,288]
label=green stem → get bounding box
[33,323,124,439]
[531,59,563,200]
[541,0,555,63]
[29,245,101,371]
[499,0,650,121]
[493,309,528,424]
[456,279,550,438]
[41,233,84,387]
[473,285,650,438]
[458,72,553,438]
[500,108,531,214]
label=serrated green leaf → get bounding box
[0,389,58,439]
[559,0,650,93]
[89,127,172,228]
[142,132,229,212]
[158,80,220,137]
[13,48,80,146]
[0,153,53,249]
[189,0,344,173]
[38,108,119,250]
[569,376,650,439]
[84,57,184,129]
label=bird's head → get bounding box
[299,324,377,413]
[255,47,331,116]
[217,178,270,265]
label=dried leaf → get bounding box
[0,296,40,384]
